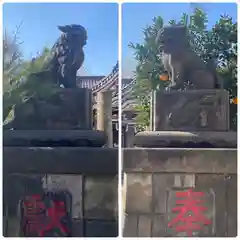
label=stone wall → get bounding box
[3,146,118,237]
[43,174,118,237]
[122,148,237,237]
[3,86,117,237]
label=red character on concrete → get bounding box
[39,200,68,236]
[168,188,211,237]
[23,195,45,233]
[23,194,69,236]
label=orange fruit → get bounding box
[232,97,237,104]
[159,74,169,81]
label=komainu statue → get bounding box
[43,24,87,88]
[153,25,227,131]
[3,24,88,128]
[155,25,223,90]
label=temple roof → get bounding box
[76,76,132,88]
[76,75,137,112]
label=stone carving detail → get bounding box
[154,90,229,131]
[43,24,87,88]
[156,25,223,90]
[199,109,208,127]
[11,88,92,130]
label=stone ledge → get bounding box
[4,147,118,174]
[123,148,236,174]
[3,130,106,147]
[134,131,237,148]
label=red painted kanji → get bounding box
[39,200,68,236]
[168,189,211,236]
[23,195,45,233]
[22,194,69,236]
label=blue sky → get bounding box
[122,3,238,77]
[3,3,238,77]
[3,3,118,76]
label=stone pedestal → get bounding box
[122,89,237,237]
[3,130,106,147]
[134,89,234,148]
[153,90,229,131]
[12,88,93,130]
[133,131,237,148]
[3,86,116,237]
[3,132,118,237]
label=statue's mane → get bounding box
[39,24,87,88]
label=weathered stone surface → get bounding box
[3,217,84,237]
[173,174,195,188]
[123,215,138,237]
[123,148,237,174]
[72,219,83,237]
[4,174,44,216]
[4,216,20,237]
[12,88,93,130]
[3,130,106,147]
[122,148,237,237]
[153,174,173,213]
[134,131,237,148]
[167,189,215,237]
[4,147,118,174]
[195,174,227,237]
[85,219,118,237]
[42,174,83,218]
[153,90,229,131]
[126,173,152,213]
[138,215,152,237]
[226,175,237,237]
[84,176,118,220]
[152,215,166,237]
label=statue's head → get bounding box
[156,25,188,54]
[58,24,87,47]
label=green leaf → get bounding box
[129,8,237,129]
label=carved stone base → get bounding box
[12,88,93,130]
[153,90,229,131]
[133,131,237,148]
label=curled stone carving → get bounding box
[156,25,223,90]
[43,24,87,88]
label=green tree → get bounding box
[3,26,23,92]
[128,16,169,129]
[3,28,54,124]
[129,8,237,130]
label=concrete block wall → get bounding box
[43,174,118,237]
[3,147,118,237]
[122,148,237,237]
